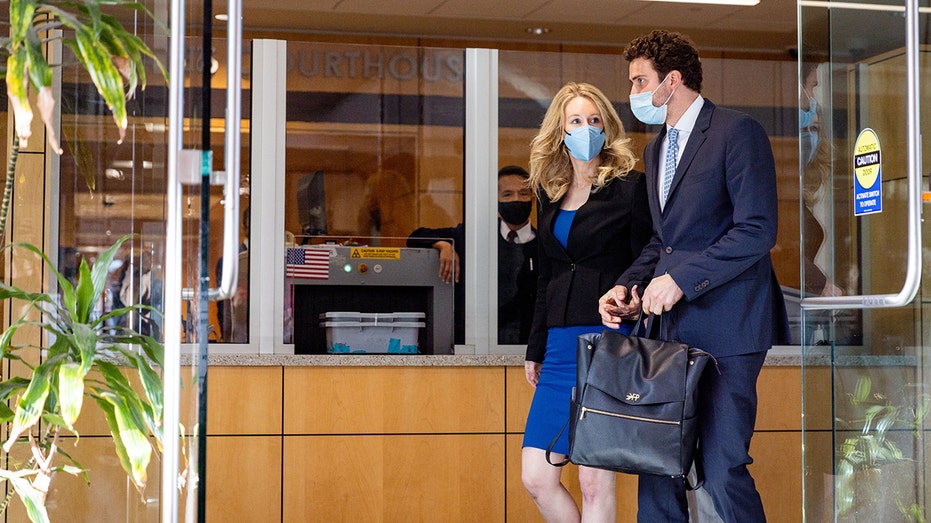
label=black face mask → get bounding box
[498,200,533,226]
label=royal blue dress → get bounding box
[522,209,633,454]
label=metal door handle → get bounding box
[208,0,243,302]
[801,0,921,310]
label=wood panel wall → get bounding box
[18,364,806,522]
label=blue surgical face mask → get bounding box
[800,96,817,129]
[800,129,818,165]
[630,73,675,125]
[563,125,606,162]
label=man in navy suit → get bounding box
[598,30,789,522]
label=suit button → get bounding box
[665,246,673,254]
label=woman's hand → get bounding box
[524,361,542,387]
[598,284,641,327]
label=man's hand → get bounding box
[524,360,542,387]
[641,274,684,315]
[599,284,641,328]
[433,241,459,284]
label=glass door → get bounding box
[165,0,244,521]
[799,0,928,520]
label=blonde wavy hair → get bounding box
[528,82,637,202]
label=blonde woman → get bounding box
[521,82,653,521]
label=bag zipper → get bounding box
[580,406,681,425]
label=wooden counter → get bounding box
[202,356,811,522]
[36,356,815,522]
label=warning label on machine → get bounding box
[349,248,402,260]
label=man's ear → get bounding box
[668,70,682,88]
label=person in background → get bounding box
[598,30,790,522]
[406,165,539,345]
[521,82,653,522]
[216,206,250,342]
[496,165,538,344]
[358,153,417,240]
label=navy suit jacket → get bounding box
[617,99,790,357]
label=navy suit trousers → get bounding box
[637,351,768,523]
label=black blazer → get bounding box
[526,171,653,363]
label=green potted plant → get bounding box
[0,234,163,522]
[834,374,929,522]
[0,1,168,521]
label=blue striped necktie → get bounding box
[663,127,679,204]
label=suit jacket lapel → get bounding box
[665,100,715,208]
[645,132,663,219]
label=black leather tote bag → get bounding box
[546,319,712,480]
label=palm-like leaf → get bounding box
[836,375,931,519]
[3,359,55,453]
[1,0,169,241]
[6,0,167,148]
[0,235,164,518]
[7,476,50,523]
[57,362,84,429]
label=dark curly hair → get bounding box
[624,30,703,93]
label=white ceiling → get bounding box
[239,0,798,55]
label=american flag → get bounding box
[286,247,330,280]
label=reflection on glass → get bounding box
[215,207,250,343]
[282,42,465,348]
[204,38,252,344]
[56,45,170,339]
[800,4,927,522]
[46,15,171,518]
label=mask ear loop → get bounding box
[800,84,817,111]
[658,72,678,107]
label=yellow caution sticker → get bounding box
[349,247,401,260]
[853,128,882,216]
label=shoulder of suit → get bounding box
[704,100,754,124]
[711,107,767,138]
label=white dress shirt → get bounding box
[500,220,535,243]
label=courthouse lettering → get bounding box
[287,49,464,83]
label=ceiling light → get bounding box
[639,0,759,5]
[215,13,228,21]
[526,27,551,35]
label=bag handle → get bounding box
[544,419,571,467]
[635,311,663,339]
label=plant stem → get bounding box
[0,134,20,246]
[0,483,14,516]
